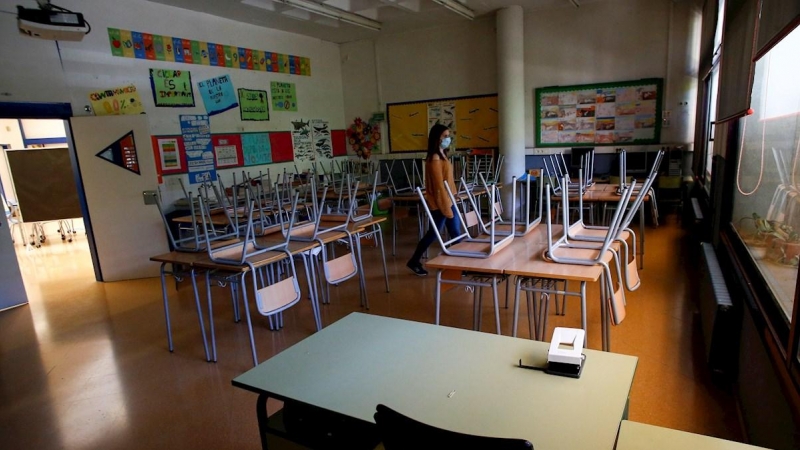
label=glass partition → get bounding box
[730,25,800,324]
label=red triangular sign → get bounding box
[96,131,140,175]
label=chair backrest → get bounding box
[258,191,300,252]
[202,190,266,265]
[374,404,533,450]
[616,149,664,233]
[546,177,634,264]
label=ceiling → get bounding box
[147,0,602,44]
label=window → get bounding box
[698,0,725,194]
[730,25,800,324]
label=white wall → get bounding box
[341,0,702,153]
[0,0,347,207]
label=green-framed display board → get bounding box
[535,78,663,147]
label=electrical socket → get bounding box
[533,148,548,155]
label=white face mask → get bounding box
[440,136,452,149]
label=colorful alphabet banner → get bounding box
[108,28,311,76]
[238,88,270,121]
[180,114,217,184]
[198,75,238,116]
[149,69,195,107]
[88,84,144,116]
[535,78,663,147]
[271,82,297,112]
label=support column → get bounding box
[497,5,525,216]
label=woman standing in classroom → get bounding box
[406,123,462,276]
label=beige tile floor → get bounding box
[0,214,742,449]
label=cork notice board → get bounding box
[387,94,498,152]
[6,147,82,222]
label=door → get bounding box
[70,116,167,281]
[0,209,27,310]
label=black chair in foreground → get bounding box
[374,404,533,450]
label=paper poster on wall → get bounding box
[310,119,331,159]
[241,133,272,166]
[96,131,140,175]
[88,84,144,116]
[158,137,181,171]
[149,69,195,107]
[180,114,216,184]
[271,82,297,111]
[535,78,662,147]
[291,119,314,162]
[211,134,243,168]
[151,135,186,175]
[238,88,270,121]
[198,75,238,116]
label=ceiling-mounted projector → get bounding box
[17,5,89,41]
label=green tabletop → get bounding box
[233,313,637,450]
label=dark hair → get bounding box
[426,123,450,160]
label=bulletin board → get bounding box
[387,94,498,152]
[5,148,83,222]
[535,78,663,147]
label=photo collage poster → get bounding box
[537,80,660,146]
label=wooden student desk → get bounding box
[232,313,638,450]
[616,421,767,450]
[425,224,621,351]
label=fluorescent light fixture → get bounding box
[432,0,474,20]
[272,0,382,30]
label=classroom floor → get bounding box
[0,213,743,449]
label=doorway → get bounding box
[0,103,98,310]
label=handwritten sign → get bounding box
[271,81,297,111]
[180,114,216,184]
[198,74,238,116]
[88,84,144,116]
[149,69,194,107]
[241,133,272,166]
[238,88,269,121]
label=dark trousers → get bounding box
[409,205,463,264]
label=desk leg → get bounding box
[492,276,501,335]
[206,271,217,362]
[435,269,443,325]
[512,276,523,338]
[256,393,271,450]
[392,201,397,256]
[190,268,211,362]
[354,233,369,309]
[580,281,588,348]
[376,224,390,293]
[599,276,609,352]
[301,254,322,331]
[639,201,645,270]
[241,272,259,367]
[159,262,173,352]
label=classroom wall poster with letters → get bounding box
[535,78,663,147]
[88,84,144,116]
[241,133,272,166]
[271,82,298,112]
[107,28,311,76]
[211,134,243,169]
[149,69,195,107]
[291,119,313,161]
[198,75,238,116]
[310,119,331,159]
[238,88,270,121]
[179,114,216,184]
